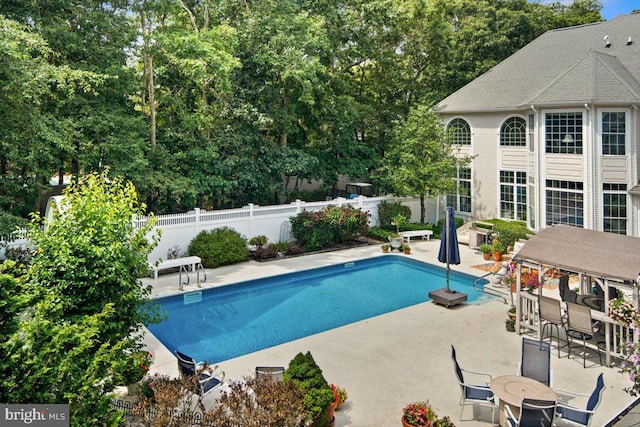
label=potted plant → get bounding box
[401,243,411,254]
[505,318,516,332]
[491,239,505,262]
[139,373,172,401]
[402,401,437,427]
[389,214,406,251]
[248,235,269,251]
[478,243,492,261]
[122,351,153,395]
[435,416,456,427]
[507,305,516,321]
[331,384,348,410]
[382,243,391,253]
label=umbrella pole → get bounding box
[446,211,450,291]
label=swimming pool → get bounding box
[147,256,492,363]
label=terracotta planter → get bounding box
[401,416,430,427]
[482,252,491,261]
[403,248,411,254]
[327,400,337,422]
[382,247,390,253]
[492,251,503,262]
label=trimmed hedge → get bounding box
[187,227,250,268]
[290,205,369,251]
[284,352,334,427]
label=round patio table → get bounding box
[489,375,557,427]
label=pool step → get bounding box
[184,290,202,305]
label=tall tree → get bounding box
[375,104,472,223]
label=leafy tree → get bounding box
[2,172,161,424]
[375,105,472,223]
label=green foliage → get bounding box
[2,172,160,424]
[478,243,493,254]
[290,205,369,251]
[377,201,412,230]
[0,211,27,239]
[248,235,269,247]
[284,352,333,426]
[493,221,532,249]
[188,227,250,268]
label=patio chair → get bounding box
[555,373,605,427]
[504,398,557,427]
[450,345,496,423]
[175,350,225,397]
[565,303,605,367]
[519,337,553,387]
[538,295,567,357]
[255,366,285,382]
[559,277,578,305]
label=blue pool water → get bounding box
[147,256,492,363]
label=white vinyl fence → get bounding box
[8,195,442,264]
[136,195,442,263]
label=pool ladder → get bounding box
[474,272,509,305]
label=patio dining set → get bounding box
[452,337,605,427]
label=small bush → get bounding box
[187,227,250,268]
[290,205,369,251]
[493,220,531,249]
[253,246,278,261]
[284,352,334,426]
[377,201,411,229]
[285,245,303,256]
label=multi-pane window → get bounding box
[545,112,583,154]
[446,168,472,213]
[545,180,584,227]
[448,118,471,145]
[603,183,627,234]
[500,117,526,146]
[500,171,527,221]
[602,112,626,155]
[527,114,535,153]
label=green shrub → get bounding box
[367,226,392,241]
[290,205,369,251]
[284,352,334,427]
[0,211,27,239]
[493,220,532,249]
[187,227,250,268]
[377,201,411,229]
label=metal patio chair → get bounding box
[519,337,553,387]
[538,295,567,357]
[451,345,496,423]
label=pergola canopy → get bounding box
[513,225,640,284]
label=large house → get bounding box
[436,12,640,236]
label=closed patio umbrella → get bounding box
[438,206,461,292]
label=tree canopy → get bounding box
[0,0,604,215]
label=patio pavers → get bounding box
[141,241,635,426]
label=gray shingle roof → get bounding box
[436,13,640,113]
[513,225,640,283]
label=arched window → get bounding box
[448,118,471,145]
[500,116,526,146]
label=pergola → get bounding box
[512,224,640,365]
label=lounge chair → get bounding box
[450,345,495,423]
[504,398,557,427]
[555,373,605,426]
[538,295,567,357]
[175,350,225,397]
[519,337,553,387]
[565,303,605,367]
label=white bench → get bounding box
[149,256,202,279]
[399,230,433,244]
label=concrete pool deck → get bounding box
[140,240,636,426]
